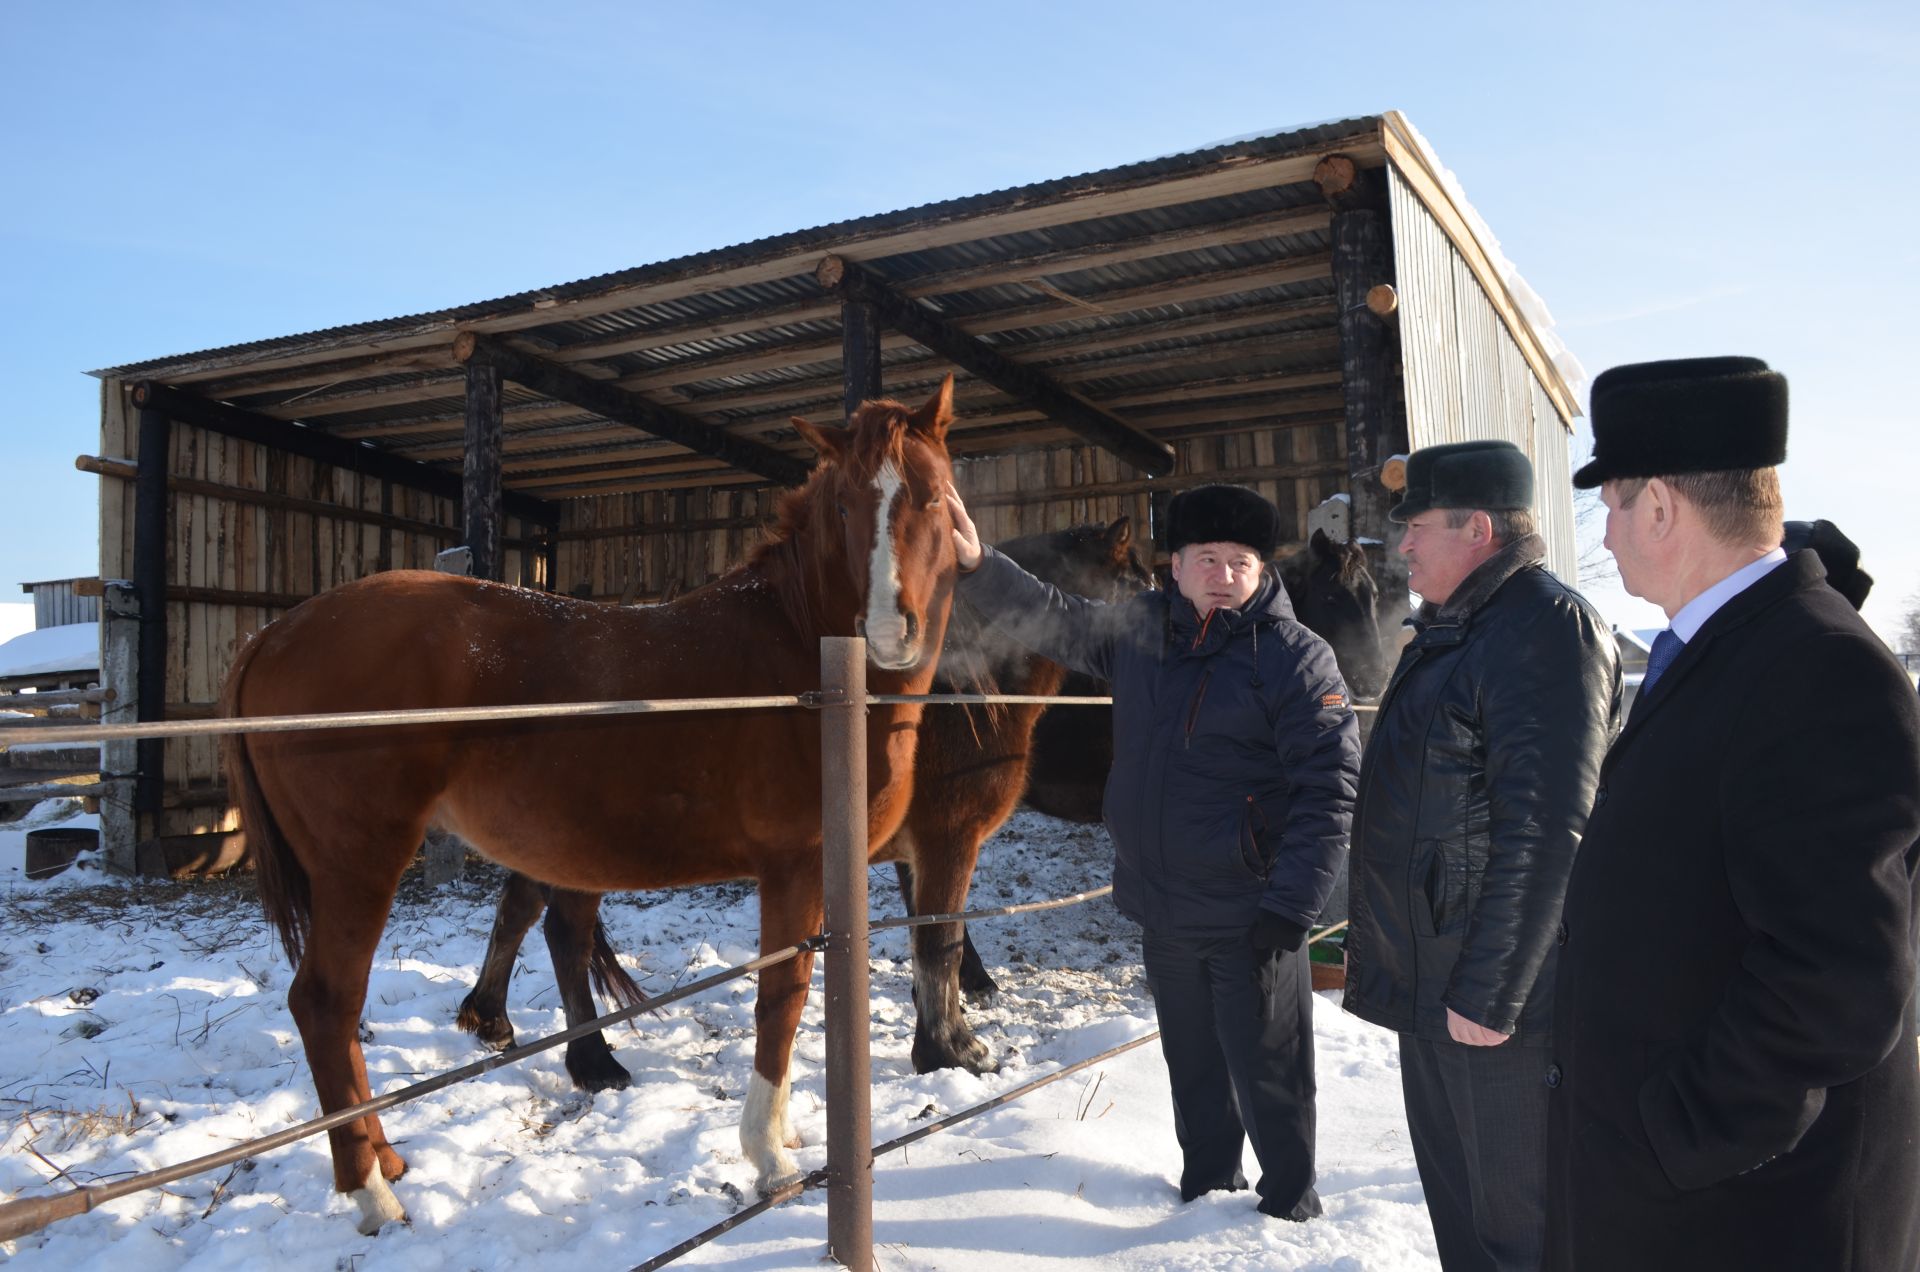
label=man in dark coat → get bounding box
[945,480,1360,1222]
[1342,440,1620,1271]
[1547,356,1920,1271]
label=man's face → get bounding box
[1170,541,1264,615]
[1397,509,1489,606]
[1600,481,1652,600]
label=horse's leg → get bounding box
[289,861,413,1234]
[743,866,821,1194]
[543,889,633,1093]
[903,827,995,1075]
[456,870,547,1051]
[899,859,995,1000]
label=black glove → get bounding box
[1250,910,1306,953]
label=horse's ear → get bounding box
[908,373,955,442]
[792,416,849,463]
[1106,516,1132,553]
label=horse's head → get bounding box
[789,376,957,671]
[1005,516,1154,606]
[1284,529,1389,699]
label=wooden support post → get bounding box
[820,636,873,1272]
[463,359,504,583]
[132,405,170,847]
[1319,158,1410,615]
[841,299,883,421]
[100,581,141,876]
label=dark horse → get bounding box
[1022,527,1388,822]
[456,517,1152,1084]
[223,380,960,1232]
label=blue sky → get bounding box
[3,1,1915,644]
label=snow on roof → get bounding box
[1390,115,1588,398]
[0,622,99,679]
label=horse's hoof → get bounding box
[565,1053,633,1094]
[961,978,999,1004]
[350,1164,408,1234]
[912,1033,995,1076]
[755,1165,805,1198]
[456,997,516,1052]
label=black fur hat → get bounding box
[1165,484,1282,556]
[1573,356,1788,489]
[1389,440,1534,523]
[1782,519,1873,611]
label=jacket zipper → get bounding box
[1183,668,1212,748]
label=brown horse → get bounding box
[455,517,1151,1085]
[223,379,959,1232]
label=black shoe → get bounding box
[1179,1169,1249,1202]
[1257,1186,1323,1221]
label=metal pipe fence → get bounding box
[0,641,1362,1269]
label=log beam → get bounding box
[841,298,884,420]
[132,405,169,826]
[815,256,1174,477]
[452,332,811,487]
[128,381,560,527]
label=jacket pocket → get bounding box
[1237,795,1271,880]
[1411,839,1470,937]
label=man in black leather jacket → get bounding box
[1342,440,1620,1271]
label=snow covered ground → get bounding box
[1,807,1438,1270]
[0,622,98,680]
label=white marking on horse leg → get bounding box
[742,1069,801,1193]
[864,459,911,667]
[349,1159,407,1234]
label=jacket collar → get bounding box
[1407,533,1547,647]
[1167,569,1295,656]
[1608,548,1828,758]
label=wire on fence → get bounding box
[0,935,823,1243]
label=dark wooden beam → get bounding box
[128,381,561,527]
[815,256,1174,477]
[1321,160,1409,608]
[842,299,884,420]
[452,332,811,487]
[132,405,169,824]
[463,360,505,581]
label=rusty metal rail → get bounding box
[0,935,823,1243]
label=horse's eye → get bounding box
[928,496,943,509]
[837,503,848,519]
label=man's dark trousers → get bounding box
[1401,1034,1549,1271]
[1141,930,1318,1215]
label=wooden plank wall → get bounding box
[552,484,785,601]
[100,380,539,836]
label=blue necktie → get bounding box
[1641,629,1684,693]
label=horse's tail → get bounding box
[587,916,649,1016]
[221,633,311,969]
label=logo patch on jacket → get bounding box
[1321,692,1347,710]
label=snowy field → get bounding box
[1,805,1438,1270]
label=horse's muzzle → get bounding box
[859,610,922,670]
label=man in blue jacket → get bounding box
[947,480,1360,1222]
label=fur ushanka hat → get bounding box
[1574,356,1788,488]
[1388,440,1534,524]
[1783,519,1874,611]
[1165,484,1283,556]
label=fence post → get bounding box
[820,636,873,1272]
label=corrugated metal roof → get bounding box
[84,113,1580,504]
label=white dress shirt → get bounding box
[1668,547,1789,644]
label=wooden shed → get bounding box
[83,111,1582,869]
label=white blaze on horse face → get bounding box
[742,1069,801,1192]
[863,458,916,669]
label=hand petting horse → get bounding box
[223,378,959,1233]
